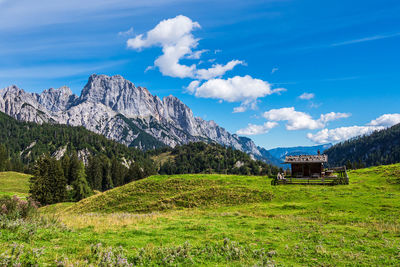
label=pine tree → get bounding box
[86,155,103,191]
[111,157,126,187]
[126,162,144,183]
[72,161,92,201]
[101,157,113,191]
[68,152,80,184]
[61,154,70,182]
[0,144,8,171]
[30,155,67,205]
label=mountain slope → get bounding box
[0,74,269,160]
[324,123,400,167]
[150,142,279,176]
[0,111,150,167]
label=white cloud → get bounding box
[186,80,200,93]
[262,107,350,130]
[196,60,244,80]
[319,112,350,124]
[307,113,400,144]
[331,32,400,47]
[236,122,278,135]
[233,106,247,113]
[299,92,314,100]
[127,15,242,79]
[188,75,283,112]
[271,67,279,74]
[368,113,400,127]
[127,15,200,78]
[307,126,384,144]
[118,27,134,37]
[0,0,178,31]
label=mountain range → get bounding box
[267,144,332,167]
[0,74,269,161]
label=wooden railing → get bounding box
[272,166,349,186]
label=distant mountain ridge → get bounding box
[267,144,332,166]
[0,74,273,162]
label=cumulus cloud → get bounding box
[368,113,400,127]
[127,15,242,79]
[262,107,350,130]
[307,113,400,144]
[299,92,314,100]
[307,126,384,144]
[196,60,244,80]
[236,122,278,135]
[188,75,284,112]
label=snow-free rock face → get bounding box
[37,86,77,112]
[0,74,271,161]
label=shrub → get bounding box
[0,243,44,266]
[0,195,38,220]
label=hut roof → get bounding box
[284,154,328,163]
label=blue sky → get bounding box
[1,0,399,149]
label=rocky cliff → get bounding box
[0,74,274,161]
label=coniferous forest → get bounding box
[152,142,280,176]
[325,123,400,168]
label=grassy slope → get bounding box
[1,165,400,265]
[66,174,273,214]
[0,171,31,197]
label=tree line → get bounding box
[0,111,151,173]
[29,153,156,205]
[325,123,400,168]
[154,142,280,176]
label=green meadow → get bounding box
[1,165,400,266]
[0,171,31,198]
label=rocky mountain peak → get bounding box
[79,74,162,119]
[1,85,23,96]
[37,86,76,112]
[0,74,273,163]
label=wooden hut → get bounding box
[285,154,327,178]
[272,151,349,185]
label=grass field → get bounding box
[0,171,31,197]
[1,165,400,266]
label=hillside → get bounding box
[325,123,400,167]
[0,171,31,197]
[66,174,274,214]
[0,111,152,170]
[16,164,397,265]
[150,142,280,176]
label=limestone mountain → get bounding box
[0,74,273,161]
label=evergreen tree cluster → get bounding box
[325,123,400,168]
[0,111,154,173]
[156,142,279,176]
[29,153,157,205]
[29,154,91,205]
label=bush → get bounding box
[0,195,39,220]
[0,243,44,266]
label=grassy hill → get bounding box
[65,174,274,214]
[0,171,31,197]
[1,165,400,265]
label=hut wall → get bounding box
[290,163,323,177]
